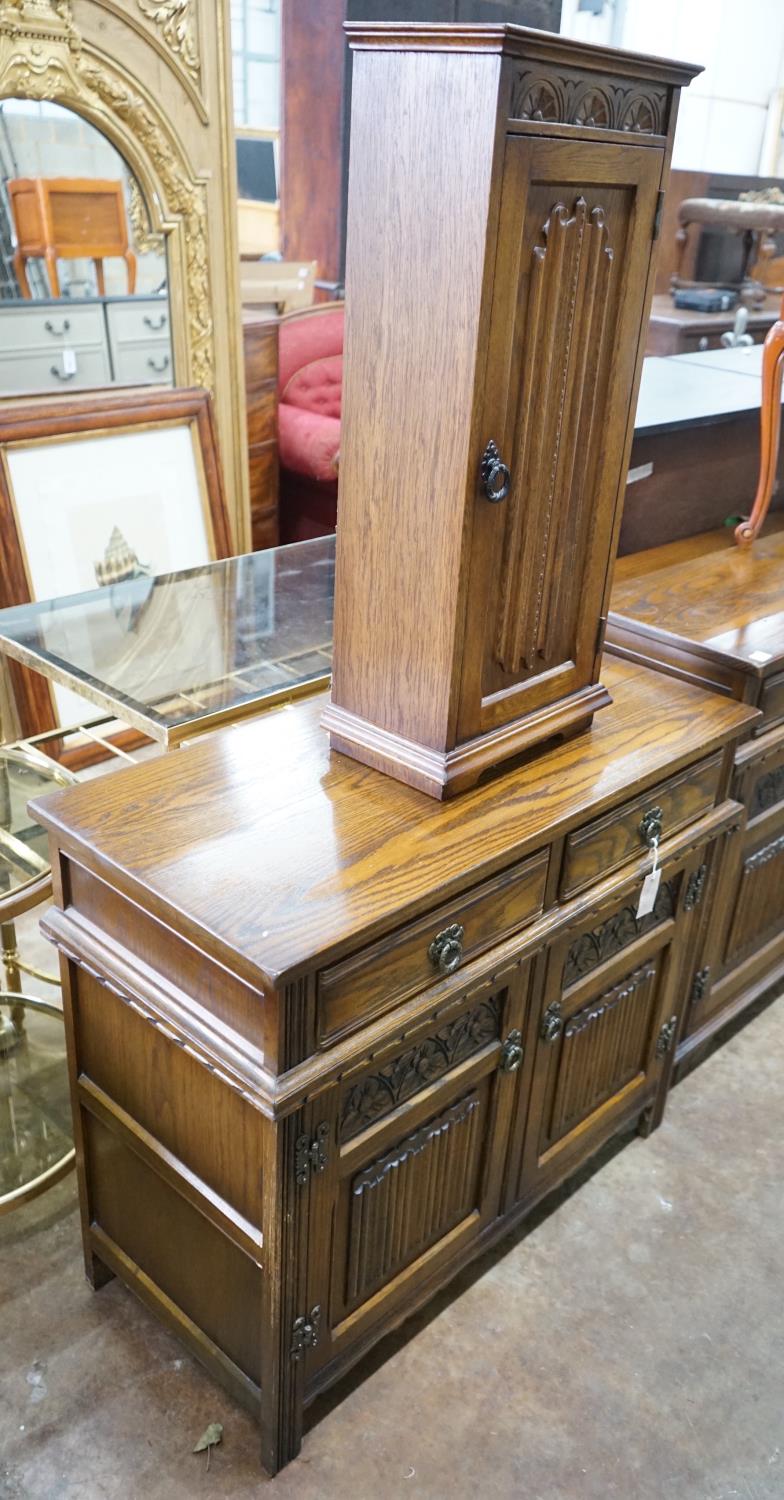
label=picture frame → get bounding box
[0,385,233,742]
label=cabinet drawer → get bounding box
[106,300,170,344]
[757,671,784,733]
[111,343,173,385]
[0,303,105,350]
[0,346,111,396]
[318,849,549,1043]
[560,752,723,897]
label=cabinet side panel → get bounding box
[332,48,501,747]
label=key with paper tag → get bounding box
[636,835,661,919]
[62,349,77,376]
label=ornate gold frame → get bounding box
[0,0,250,549]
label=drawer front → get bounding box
[317,849,549,1044]
[561,752,723,897]
[111,342,173,385]
[0,304,105,350]
[0,346,111,396]
[106,299,170,344]
[245,382,277,447]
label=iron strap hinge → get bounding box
[290,1305,321,1359]
[653,189,665,242]
[294,1121,329,1186]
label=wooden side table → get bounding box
[8,177,137,299]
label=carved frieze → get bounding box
[563,879,676,989]
[749,765,784,820]
[136,0,200,82]
[511,66,668,136]
[340,995,501,1141]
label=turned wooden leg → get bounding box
[44,250,60,299]
[736,293,784,547]
[125,250,137,295]
[13,249,31,299]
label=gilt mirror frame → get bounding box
[0,0,250,549]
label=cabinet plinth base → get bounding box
[322,683,613,799]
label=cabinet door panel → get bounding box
[459,137,662,737]
[724,830,784,968]
[320,969,530,1367]
[515,885,680,1203]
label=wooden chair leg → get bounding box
[44,250,61,299]
[13,249,31,299]
[125,250,137,295]
[736,294,784,546]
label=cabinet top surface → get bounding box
[31,658,754,987]
[611,519,784,673]
[344,23,702,85]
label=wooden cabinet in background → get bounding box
[325,25,699,797]
[242,311,279,550]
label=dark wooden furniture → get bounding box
[31,653,756,1475]
[242,311,280,551]
[323,24,699,797]
[8,177,136,299]
[280,0,562,286]
[607,520,784,1072]
[672,197,784,305]
[620,347,784,554]
[646,291,780,356]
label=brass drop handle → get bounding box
[143,313,167,331]
[147,355,170,374]
[45,318,70,336]
[50,365,76,381]
[540,1001,563,1043]
[480,439,511,503]
[428,923,464,975]
[499,1029,524,1073]
[639,806,664,849]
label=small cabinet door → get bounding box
[459,135,663,740]
[314,963,532,1372]
[686,736,784,1042]
[512,860,691,1207]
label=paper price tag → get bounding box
[62,348,77,376]
[636,837,660,919]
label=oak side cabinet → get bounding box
[324,25,700,797]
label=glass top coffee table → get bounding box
[0,536,336,748]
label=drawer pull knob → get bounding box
[45,318,70,336]
[540,1000,563,1043]
[147,355,171,374]
[428,923,464,975]
[480,439,511,503]
[639,806,663,849]
[143,313,167,331]
[50,364,76,381]
[499,1029,524,1073]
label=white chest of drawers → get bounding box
[0,296,173,396]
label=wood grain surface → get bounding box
[32,658,756,986]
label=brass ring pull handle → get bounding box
[540,1001,563,1043]
[499,1029,524,1073]
[480,439,511,503]
[639,806,664,849]
[45,319,70,336]
[50,365,76,381]
[143,313,167,331]
[428,923,464,975]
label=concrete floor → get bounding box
[2,996,783,1500]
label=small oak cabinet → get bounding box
[325,26,700,796]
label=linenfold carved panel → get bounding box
[547,962,657,1145]
[346,1093,482,1305]
[724,833,784,965]
[340,994,502,1141]
[495,196,613,676]
[511,67,668,136]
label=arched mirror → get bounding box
[0,100,172,397]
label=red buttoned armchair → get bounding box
[277,303,343,543]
